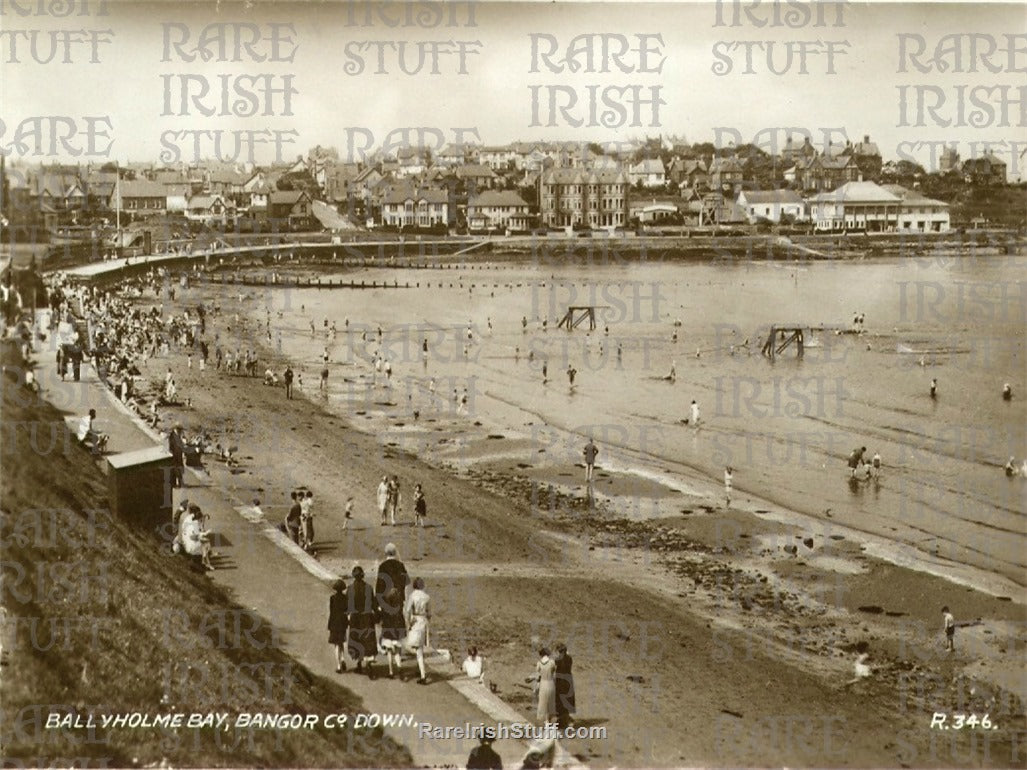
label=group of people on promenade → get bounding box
[375,475,428,527]
[327,543,432,683]
[283,489,317,553]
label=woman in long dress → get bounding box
[327,578,348,673]
[534,648,557,724]
[345,565,378,679]
[404,577,431,685]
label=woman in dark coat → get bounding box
[554,642,576,729]
[345,565,379,679]
[327,578,348,673]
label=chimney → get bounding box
[863,135,870,144]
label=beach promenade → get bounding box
[29,342,577,770]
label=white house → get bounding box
[629,158,666,188]
[807,181,902,232]
[185,194,234,226]
[628,196,680,223]
[884,185,951,232]
[381,187,449,228]
[466,190,531,232]
[736,189,806,223]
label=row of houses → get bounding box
[632,181,951,233]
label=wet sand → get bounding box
[117,273,1027,768]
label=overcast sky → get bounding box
[3,1,1024,176]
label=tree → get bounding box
[277,171,319,196]
[308,145,339,163]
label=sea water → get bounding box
[252,252,1026,590]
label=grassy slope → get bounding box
[0,343,412,768]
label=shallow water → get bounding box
[250,253,1026,589]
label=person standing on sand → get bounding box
[404,577,432,684]
[533,648,557,725]
[413,484,427,527]
[377,476,390,526]
[554,643,576,729]
[690,399,700,426]
[872,452,882,478]
[285,491,302,544]
[328,578,348,673]
[724,466,733,508]
[343,496,354,529]
[388,475,401,525]
[375,543,409,679]
[930,378,938,399]
[848,446,867,478]
[284,366,293,399]
[301,490,315,552]
[942,606,956,652]
[346,565,379,678]
[567,366,577,388]
[583,439,598,483]
[320,363,329,392]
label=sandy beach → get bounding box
[109,257,1027,768]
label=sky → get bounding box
[2,1,1025,176]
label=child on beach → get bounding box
[942,606,955,652]
[343,497,354,530]
[724,466,733,508]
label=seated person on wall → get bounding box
[76,408,108,454]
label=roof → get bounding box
[186,194,228,210]
[881,185,949,208]
[810,181,901,203]
[709,157,744,173]
[208,168,249,185]
[153,170,189,185]
[631,158,666,174]
[739,190,804,205]
[383,186,449,205]
[852,139,881,157]
[455,164,497,178]
[962,153,1006,168]
[268,190,309,205]
[116,180,167,198]
[541,168,629,184]
[106,446,172,469]
[468,190,529,208]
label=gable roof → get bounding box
[268,190,309,205]
[631,158,666,174]
[383,186,449,205]
[881,184,949,208]
[468,190,529,208]
[455,164,497,179]
[810,181,901,203]
[739,189,804,205]
[117,180,167,198]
